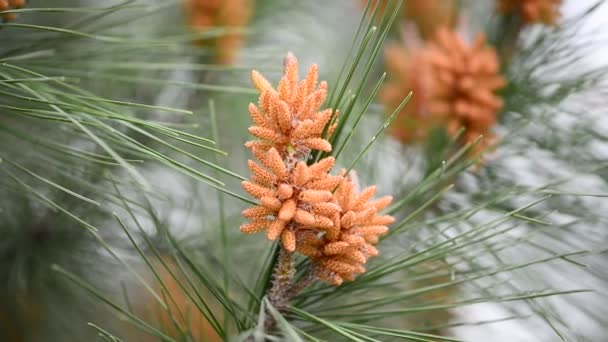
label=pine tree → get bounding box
[1,1,607,341]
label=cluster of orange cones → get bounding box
[0,0,25,23]
[184,0,253,64]
[381,0,561,156]
[241,54,394,286]
[499,0,561,25]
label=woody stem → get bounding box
[264,247,295,332]
[287,270,315,299]
[267,247,295,309]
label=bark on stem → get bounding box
[264,247,295,332]
[267,247,295,309]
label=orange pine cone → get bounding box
[360,0,456,39]
[497,0,561,25]
[241,154,342,252]
[403,0,456,39]
[247,53,337,159]
[130,257,222,342]
[241,54,342,252]
[427,28,506,152]
[241,54,344,253]
[381,42,435,143]
[242,54,393,287]
[185,0,253,64]
[1,0,26,23]
[301,172,394,286]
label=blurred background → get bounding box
[1,0,607,341]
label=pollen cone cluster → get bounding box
[247,53,337,159]
[0,0,25,23]
[361,0,455,39]
[185,0,252,64]
[241,54,393,285]
[241,153,343,252]
[381,43,434,143]
[402,0,456,39]
[241,53,342,253]
[498,0,561,25]
[297,174,394,286]
[427,28,506,153]
[131,257,221,342]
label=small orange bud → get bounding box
[371,215,395,225]
[323,259,357,275]
[303,64,319,97]
[240,220,270,234]
[369,196,393,211]
[308,175,343,191]
[277,183,294,200]
[248,160,277,186]
[352,225,389,236]
[242,181,275,199]
[242,206,273,219]
[314,215,334,229]
[302,138,332,152]
[344,250,367,264]
[265,148,289,179]
[298,190,332,203]
[267,220,286,241]
[309,109,333,134]
[278,199,296,221]
[340,211,357,229]
[365,235,379,245]
[249,126,285,144]
[260,196,282,210]
[281,229,296,252]
[251,70,273,93]
[312,202,341,216]
[354,186,377,208]
[355,207,377,225]
[276,100,293,134]
[365,244,379,257]
[294,209,315,226]
[342,234,365,246]
[248,103,267,127]
[323,242,350,255]
[292,162,312,187]
[308,157,335,178]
